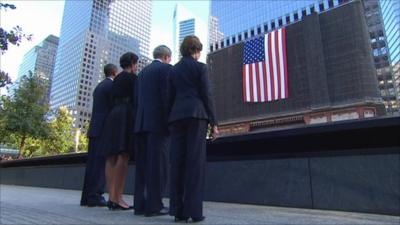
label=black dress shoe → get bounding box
[191,216,205,223]
[107,201,131,211]
[87,199,107,207]
[174,216,189,223]
[145,207,169,217]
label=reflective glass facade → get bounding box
[50,0,152,128]
[380,0,400,107]
[173,4,208,63]
[18,35,59,104]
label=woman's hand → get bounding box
[211,125,219,140]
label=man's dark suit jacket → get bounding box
[135,60,172,133]
[168,56,217,126]
[88,78,113,137]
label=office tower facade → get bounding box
[209,0,398,113]
[17,35,59,104]
[50,0,152,128]
[173,4,208,63]
[209,1,385,134]
[208,16,224,47]
[380,0,400,113]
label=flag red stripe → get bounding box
[249,63,254,102]
[242,66,247,102]
[282,28,289,98]
[275,30,282,100]
[267,33,275,101]
[255,63,261,102]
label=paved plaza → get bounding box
[0,185,398,225]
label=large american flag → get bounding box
[243,28,288,102]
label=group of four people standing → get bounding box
[80,35,218,223]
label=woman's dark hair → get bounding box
[119,52,138,69]
[180,35,203,57]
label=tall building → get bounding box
[172,4,208,63]
[380,0,400,113]
[208,1,385,134]
[363,0,398,113]
[209,0,398,113]
[50,0,152,128]
[208,16,224,47]
[17,35,59,104]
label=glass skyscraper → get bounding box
[50,0,152,129]
[18,35,59,104]
[173,4,208,63]
[380,0,400,111]
[209,0,398,113]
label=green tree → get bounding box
[1,3,32,91]
[0,3,32,53]
[77,132,89,153]
[40,107,74,156]
[1,72,49,156]
[0,70,12,88]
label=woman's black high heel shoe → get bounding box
[107,201,130,211]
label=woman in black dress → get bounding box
[102,52,138,210]
[168,36,219,222]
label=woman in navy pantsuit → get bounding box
[168,35,219,223]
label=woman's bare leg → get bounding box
[114,153,130,207]
[105,155,118,203]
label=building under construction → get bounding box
[207,1,385,135]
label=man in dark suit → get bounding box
[80,63,118,207]
[134,45,172,216]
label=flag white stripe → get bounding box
[258,62,265,102]
[245,64,250,102]
[278,29,286,99]
[271,30,279,100]
[265,33,272,101]
[252,63,258,102]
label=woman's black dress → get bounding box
[101,71,137,157]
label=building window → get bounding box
[210,45,213,52]
[264,24,268,32]
[286,16,290,24]
[250,29,254,37]
[278,18,283,26]
[310,6,315,13]
[328,0,334,8]
[294,12,299,21]
[215,43,219,50]
[302,9,307,17]
[244,32,248,39]
[257,27,261,34]
[271,21,276,29]
[226,39,230,46]
[221,41,224,48]
[232,37,236,44]
[238,34,242,41]
[319,3,324,12]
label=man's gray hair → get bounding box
[153,45,172,59]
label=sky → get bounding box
[0,0,210,83]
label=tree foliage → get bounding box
[0,3,32,53]
[1,72,49,156]
[39,107,74,156]
[0,70,12,88]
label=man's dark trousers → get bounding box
[80,138,105,205]
[134,132,169,213]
